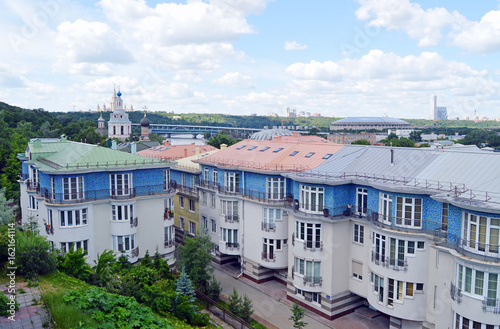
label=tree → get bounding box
[240,294,254,323]
[175,268,196,304]
[409,131,422,142]
[289,302,307,329]
[352,139,371,145]
[0,188,17,225]
[177,229,213,293]
[207,132,239,149]
[206,274,222,302]
[228,288,242,316]
[91,249,117,287]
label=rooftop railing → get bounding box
[196,157,308,172]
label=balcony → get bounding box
[26,180,40,192]
[303,276,322,287]
[482,298,500,313]
[164,209,174,220]
[261,222,276,232]
[131,246,139,258]
[130,217,138,228]
[303,240,323,251]
[226,242,240,250]
[174,182,198,199]
[40,184,176,204]
[450,283,462,304]
[261,251,275,262]
[196,179,293,205]
[370,251,408,272]
[164,239,174,248]
[224,215,239,223]
[44,224,54,235]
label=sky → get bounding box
[1,0,500,119]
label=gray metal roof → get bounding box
[250,129,293,140]
[331,117,410,124]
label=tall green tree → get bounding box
[0,188,17,225]
[177,230,213,293]
[289,302,307,329]
[175,268,196,304]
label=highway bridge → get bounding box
[131,123,262,138]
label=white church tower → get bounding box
[107,88,132,141]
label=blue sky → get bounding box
[1,0,499,119]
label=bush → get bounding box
[0,292,19,317]
[15,232,56,279]
[59,249,92,282]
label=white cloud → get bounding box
[284,41,307,50]
[285,60,342,81]
[449,10,500,53]
[356,0,462,47]
[55,20,134,64]
[212,72,255,88]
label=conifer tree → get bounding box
[175,268,196,304]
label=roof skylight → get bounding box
[290,151,299,156]
[260,147,270,152]
[305,152,315,158]
[237,145,246,150]
[323,154,333,159]
[273,148,284,153]
[248,146,257,150]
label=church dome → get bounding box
[140,114,150,127]
[117,91,122,97]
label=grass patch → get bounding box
[42,292,99,329]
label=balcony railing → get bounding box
[164,209,174,220]
[26,180,40,192]
[225,215,239,223]
[44,224,54,235]
[371,251,408,271]
[261,251,275,262]
[226,242,240,250]
[164,239,174,248]
[131,246,139,258]
[130,217,138,228]
[197,179,293,204]
[261,222,276,232]
[40,183,176,204]
[175,182,198,198]
[450,283,462,304]
[303,276,322,287]
[303,240,323,251]
[483,298,500,313]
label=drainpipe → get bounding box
[238,170,245,278]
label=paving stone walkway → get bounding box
[1,281,51,329]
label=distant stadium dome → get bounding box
[330,117,411,131]
[250,128,294,140]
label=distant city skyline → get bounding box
[1,0,500,119]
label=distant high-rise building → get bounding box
[430,95,447,120]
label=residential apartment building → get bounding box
[18,137,177,264]
[194,136,500,328]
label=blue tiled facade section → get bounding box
[448,204,463,242]
[132,168,166,194]
[200,165,218,184]
[327,184,352,210]
[421,196,443,230]
[170,169,182,186]
[22,161,29,176]
[170,169,195,188]
[39,172,51,191]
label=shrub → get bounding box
[15,232,56,279]
[0,292,19,317]
[59,249,92,282]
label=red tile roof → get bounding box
[137,141,217,160]
[194,136,344,173]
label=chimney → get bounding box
[220,144,228,149]
[292,132,299,137]
[390,148,394,165]
[112,140,117,150]
[131,142,137,154]
[184,148,188,158]
[195,148,200,155]
[33,139,42,148]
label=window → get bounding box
[266,177,285,200]
[189,221,196,235]
[29,196,38,209]
[352,260,363,280]
[294,257,321,284]
[163,170,171,190]
[406,282,414,297]
[417,241,425,249]
[373,233,386,263]
[50,177,55,198]
[380,193,393,223]
[190,175,196,189]
[112,234,135,252]
[260,147,270,152]
[290,151,299,156]
[442,203,449,231]
[30,166,39,185]
[456,264,499,307]
[164,226,173,244]
[188,199,195,212]
[179,216,185,231]
[323,154,333,159]
[372,273,384,303]
[111,204,134,221]
[263,238,275,260]
[263,208,281,230]
[63,177,84,200]
[211,218,216,233]
[202,216,208,229]
[454,314,499,329]
[47,209,53,227]
[181,173,186,187]
[248,146,257,150]
[356,187,368,215]
[179,195,184,208]
[60,240,88,254]
[305,152,315,158]
[60,209,88,227]
[110,174,131,196]
[210,193,216,208]
[221,228,238,246]
[463,212,500,255]
[204,167,209,181]
[212,169,218,185]
[300,185,324,213]
[236,145,246,150]
[201,191,207,205]
[295,221,321,248]
[224,172,239,192]
[273,148,283,153]
[353,224,364,244]
[396,197,422,227]
[221,200,238,221]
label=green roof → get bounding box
[25,140,174,172]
